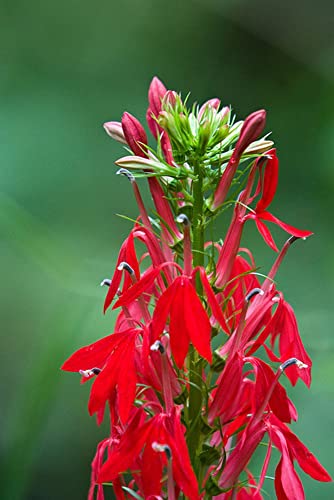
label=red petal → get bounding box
[152,279,178,340]
[165,409,200,500]
[256,149,278,212]
[274,429,305,500]
[98,410,152,482]
[113,267,160,309]
[255,218,279,252]
[61,334,115,372]
[258,211,313,239]
[183,279,212,364]
[208,354,243,424]
[169,280,190,367]
[196,267,230,333]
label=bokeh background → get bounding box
[1,0,333,498]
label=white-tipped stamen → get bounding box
[246,287,264,302]
[79,368,101,378]
[117,261,135,275]
[116,168,135,183]
[150,340,165,354]
[100,278,111,287]
[152,442,172,460]
[280,357,308,372]
[176,213,190,226]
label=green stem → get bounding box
[187,158,205,473]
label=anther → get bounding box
[150,340,165,354]
[100,278,111,287]
[117,261,135,275]
[152,442,172,460]
[116,168,135,183]
[280,358,308,372]
[176,213,190,226]
[287,235,300,246]
[79,368,101,377]
[246,288,264,302]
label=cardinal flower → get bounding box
[62,328,143,423]
[98,407,200,500]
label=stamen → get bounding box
[176,213,190,226]
[100,278,111,287]
[150,340,165,354]
[246,288,264,302]
[79,368,101,377]
[280,357,308,371]
[117,261,135,275]
[176,213,192,276]
[116,168,135,183]
[152,442,172,460]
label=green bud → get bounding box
[178,113,193,138]
[211,124,229,146]
[158,111,183,148]
[197,119,212,154]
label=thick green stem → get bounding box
[187,159,205,473]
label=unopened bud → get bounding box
[234,110,266,159]
[197,119,212,154]
[148,76,168,117]
[198,98,221,120]
[162,90,178,108]
[121,112,148,157]
[103,121,127,144]
[244,139,274,155]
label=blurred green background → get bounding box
[1,0,333,498]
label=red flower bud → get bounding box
[148,76,167,117]
[234,109,266,158]
[121,112,148,157]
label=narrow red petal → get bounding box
[61,334,115,372]
[256,149,278,212]
[183,279,212,364]
[258,211,313,238]
[255,218,279,252]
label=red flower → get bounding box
[98,407,200,500]
[244,150,312,251]
[268,414,332,499]
[152,275,212,367]
[61,328,141,423]
[212,109,266,209]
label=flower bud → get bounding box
[198,98,221,120]
[148,76,167,117]
[197,119,212,154]
[103,121,127,144]
[234,109,266,159]
[214,124,229,144]
[162,90,178,108]
[121,112,148,157]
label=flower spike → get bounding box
[62,77,330,500]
